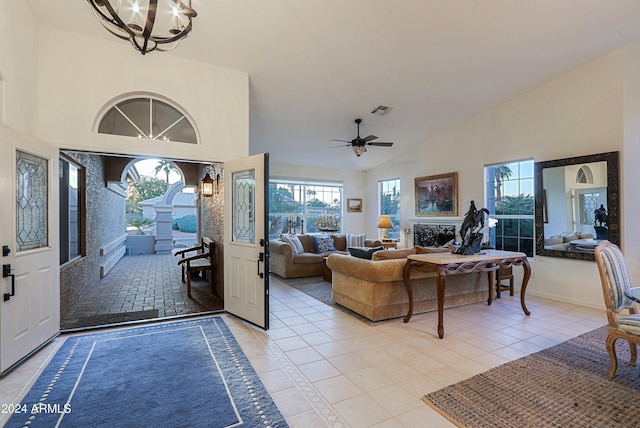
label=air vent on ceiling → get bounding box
[371,105,392,115]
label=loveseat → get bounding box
[270,233,382,279]
[326,246,489,321]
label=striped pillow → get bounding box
[346,233,366,247]
[280,234,304,254]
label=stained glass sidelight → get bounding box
[16,150,49,251]
[232,169,255,244]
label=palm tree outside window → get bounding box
[485,160,534,256]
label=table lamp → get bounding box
[377,215,393,240]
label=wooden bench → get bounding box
[174,237,214,298]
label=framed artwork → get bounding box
[347,198,362,212]
[414,172,458,216]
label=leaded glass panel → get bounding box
[16,150,48,251]
[232,169,255,244]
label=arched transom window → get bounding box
[576,165,594,184]
[98,97,197,144]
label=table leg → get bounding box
[520,258,531,316]
[437,267,445,339]
[487,269,494,306]
[402,261,414,323]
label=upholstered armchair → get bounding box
[595,240,640,378]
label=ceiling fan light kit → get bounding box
[330,118,394,157]
[87,0,197,55]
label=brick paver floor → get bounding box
[61,254,222,330]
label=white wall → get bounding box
[0,1,39,132]
[623,43,640,279]
[35,26,249,163]
[366,50,624,309]
[270,162,368,235]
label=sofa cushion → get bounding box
[297,234,316,253]
[372,247,417,260]
[292,253,324,264]
[579,233,594,239]
[544,236,563,246]
[562,233,579,243]
[346,233,366,247]
[349,246,383,260]
[280,234,304,254]
[312,235,337,253]
[331,234,347,251]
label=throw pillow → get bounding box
[280,234,304,254]
[348,246,383,260]
[311,235,337,253]
[346,233,366,247]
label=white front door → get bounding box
[0,126,60,374]
[223,153,269,329]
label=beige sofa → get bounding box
[270,233,382,279]
[326,247,489,321]
[544,232,594,251]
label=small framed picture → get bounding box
[347,198,363,212]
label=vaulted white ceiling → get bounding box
[26,1,640,170]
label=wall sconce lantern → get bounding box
[201,172,214,197]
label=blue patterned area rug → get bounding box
[6,316,288,428]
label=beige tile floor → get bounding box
[0,275,606,427]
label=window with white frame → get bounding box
[484,160,534,257]
[268,180,342,240]
[379,178,400,240]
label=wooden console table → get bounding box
[402,250,531,339]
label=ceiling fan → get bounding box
[331,118,394,157]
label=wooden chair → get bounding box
[595,240,640,378]
[174,237,214,298]
[495,265,514,298]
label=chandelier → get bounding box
[87,0,197,55]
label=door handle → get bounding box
[3,264,15,302]
[257,252,264,279]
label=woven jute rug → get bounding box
[424,326,640,427]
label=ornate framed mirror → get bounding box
[534,151,620,261]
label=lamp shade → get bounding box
[377,215,393,229]
[201,173,214,197]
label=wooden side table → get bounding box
[381,240,397,249]
[402,250,531,338]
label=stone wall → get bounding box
[59,151,126,321]
[199,164,224,298]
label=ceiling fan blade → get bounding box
[329,143,350,148]
[367,142,394,147]
[362,134,378,142]
[330,139,352,143]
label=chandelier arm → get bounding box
[141,0,158,53]
[87,1,138,41]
